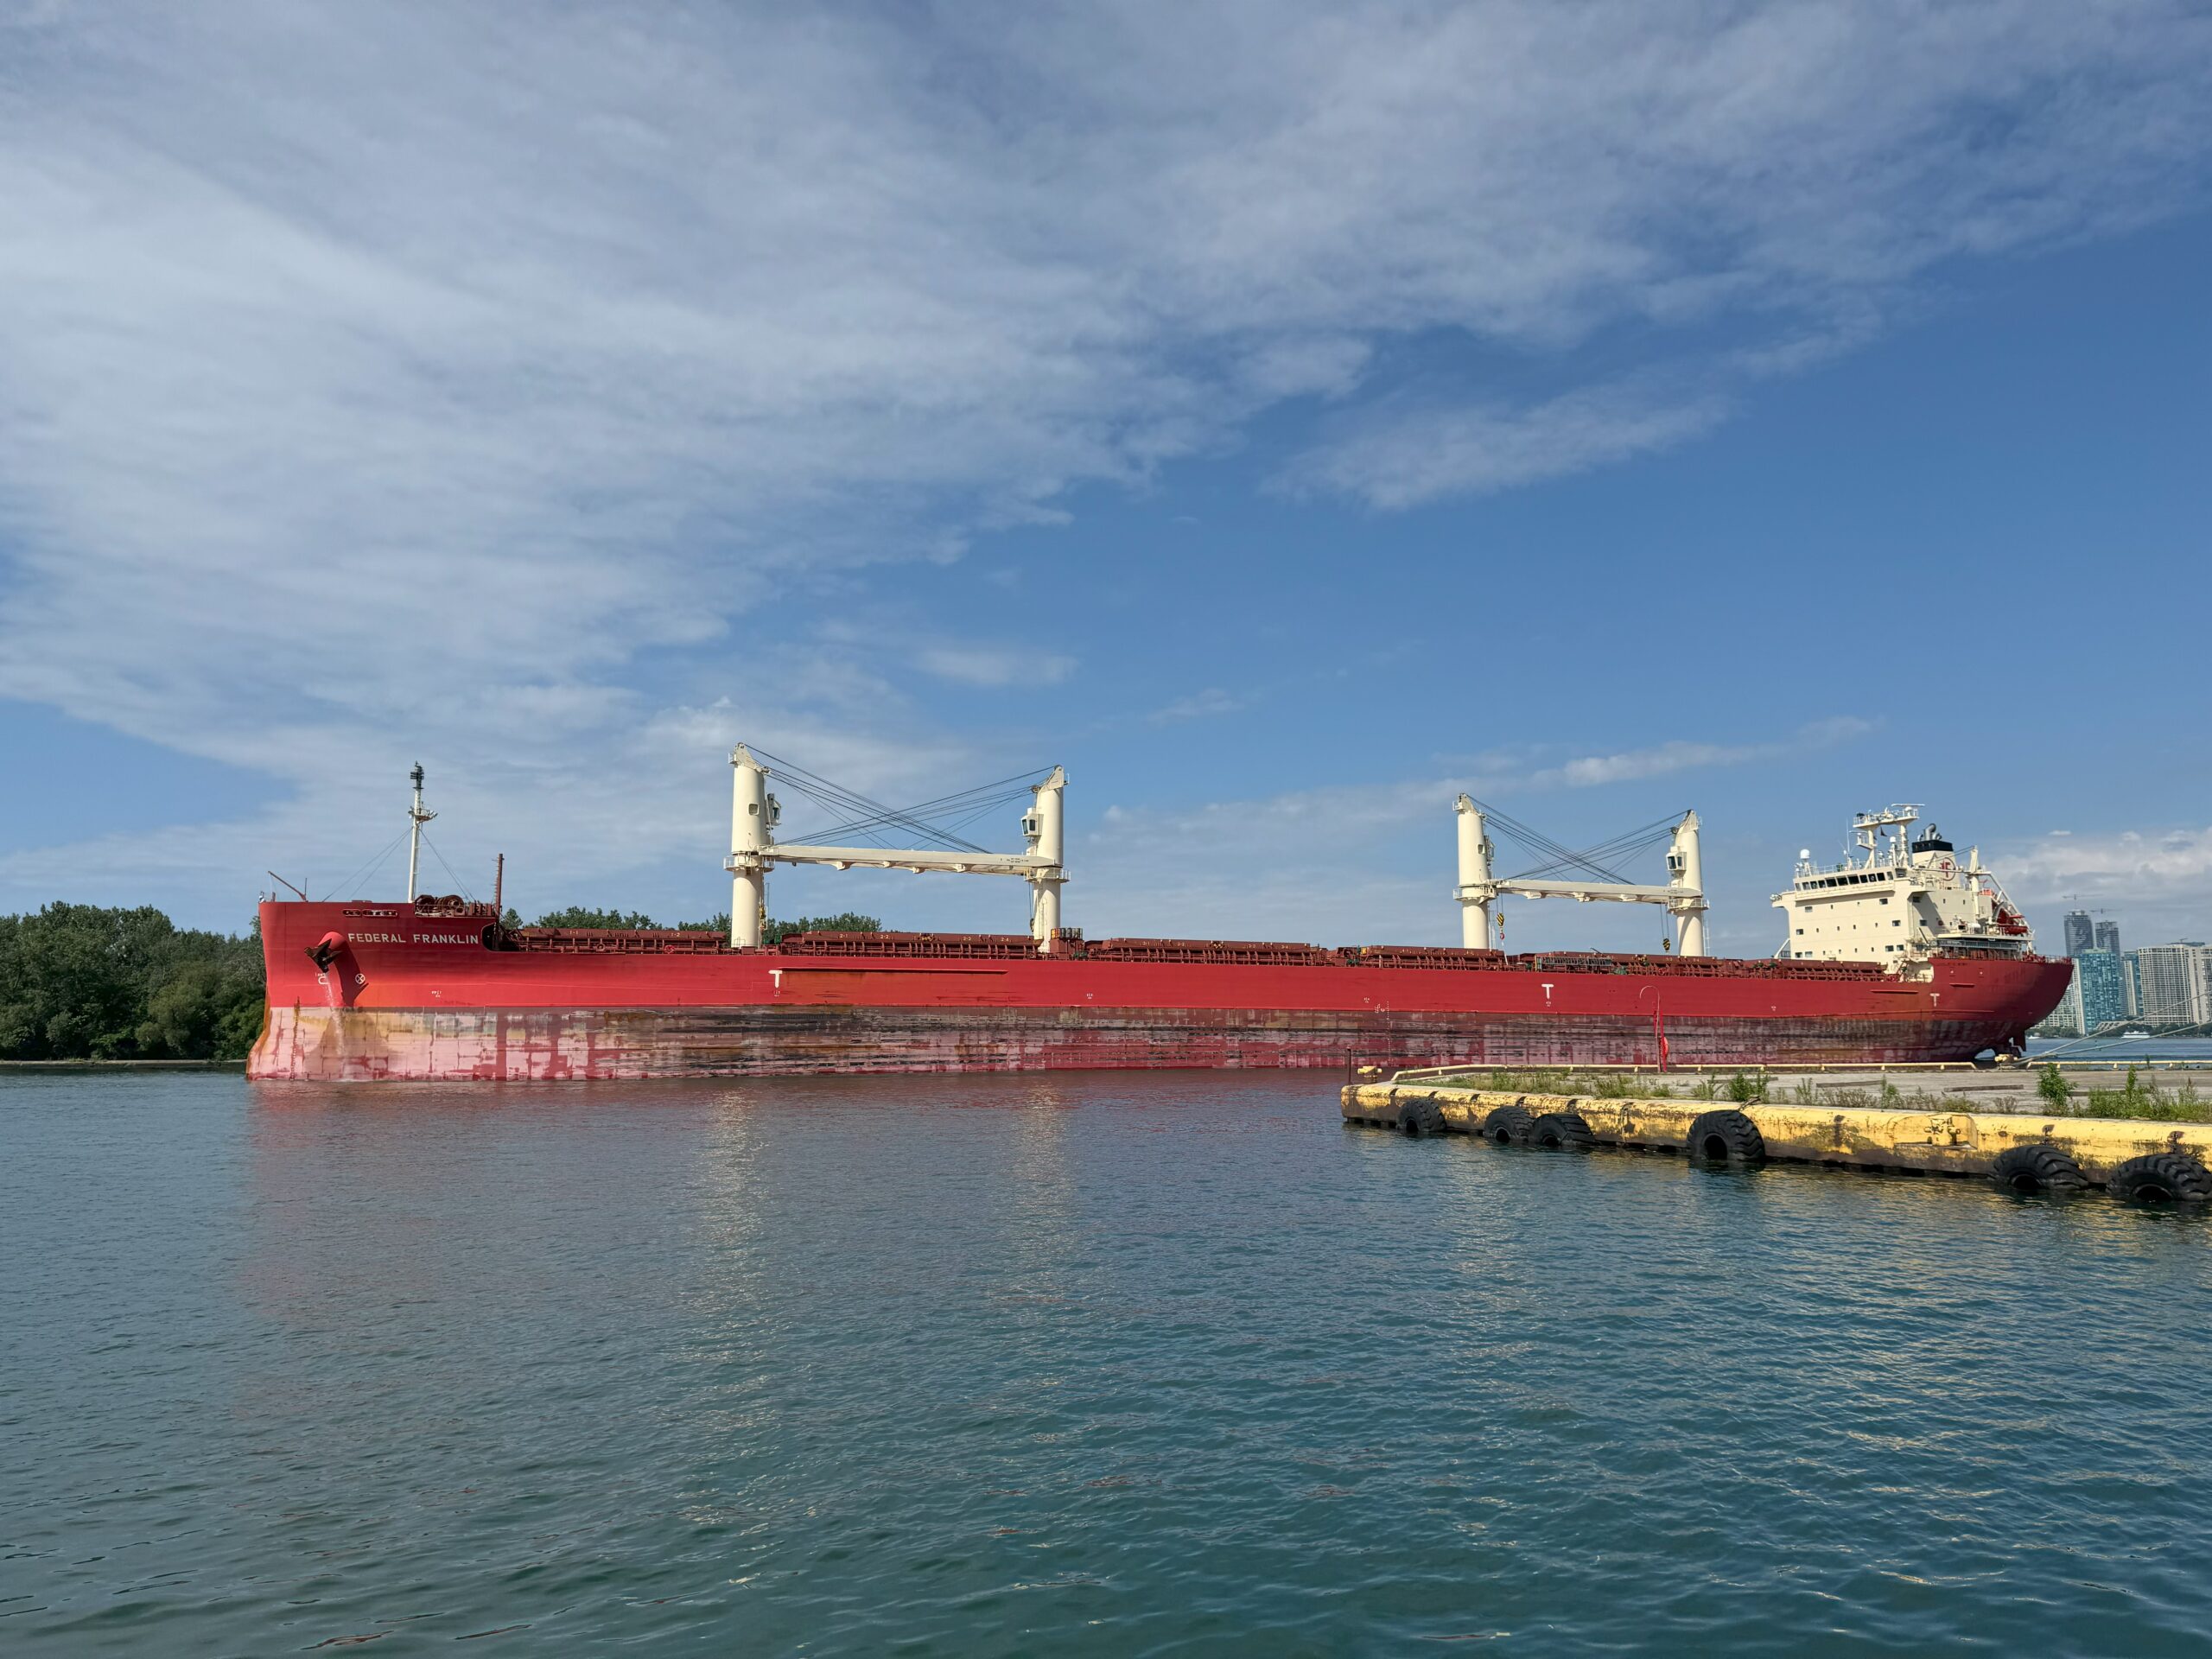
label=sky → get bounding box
[2,0,2209,957]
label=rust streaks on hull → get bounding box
[252,1004,2041,1083]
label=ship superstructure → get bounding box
[1775,805,2032,969]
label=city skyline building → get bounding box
[2063,911,2096,957]
[2094,919,2121,954]
[2133,943,2211,1030]
[2074,950,2132,1034]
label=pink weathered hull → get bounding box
[253,1001,2054,1083]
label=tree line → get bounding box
[524,908,880,946]
[0,904,265,1062]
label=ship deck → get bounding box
[514,925,1898,982]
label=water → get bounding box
[2028,1036,2212,1065]
[6,1072,2211,1656]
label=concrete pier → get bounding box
[1342,1076,2212,1192]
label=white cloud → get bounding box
[1534,717,1874,789]
[1541,738,1763,791]
[1286,385,1732,509]
[1987,825,2212,951]
[0,3,2206,916]
[1147,688,1248,726]
[914,646,1076,689]
[2004,828,2212,906]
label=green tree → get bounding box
[532,906,662,930]
[137,960,264,1060]
[765,912,880,945]
[671,912,882,944]
[0,902,264,1061]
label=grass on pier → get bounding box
[2038,1064,2209,1123]
[1450,1065,2212,1124]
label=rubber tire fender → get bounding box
[1483,1103,1534,1146]
[1988,1143,2087,1196]
[2107,1153,2212,1205]
[1686,1109,1766,1166]
[1398,1096,1446,1138]
[1529,1110,1595,1152]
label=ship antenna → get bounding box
[405,763,437,901]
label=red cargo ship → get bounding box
[247,760,2069,1082]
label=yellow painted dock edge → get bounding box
[1341,1083,2212,1185]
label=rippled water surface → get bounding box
[6,1071,2211,1656]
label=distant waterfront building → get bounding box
[2062,911,2095,957]
[2074,950,2130,1034]
[2094,919,2120,954]
[2133,944,2212,1029]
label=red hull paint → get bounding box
[248,902,2073,1083]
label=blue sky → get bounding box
[2,2,2209,954]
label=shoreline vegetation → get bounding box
[0,904,881,1064]
[2,904,265,1064]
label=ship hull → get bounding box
[257,1001,2057,1083]
[248,903,2072,1082]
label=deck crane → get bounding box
[724,747,1066,952]
[1453,797,1709,956]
